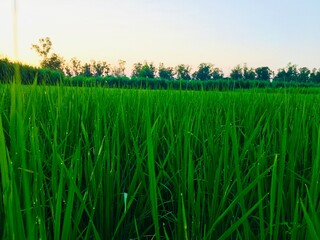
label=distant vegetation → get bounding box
[0,58,63,84]
[1,37,320,89]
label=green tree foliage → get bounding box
[132,62,156,78]
[193,63,223,80]
[32,37,65,72]
[310,68,320,83]
[158,63,174,80]
[286,63,298,80]
[298,67,311,83]
[175,64,192,80]
[82,63,93,77]
[0,58,14,81]
[275,63,298,82]
[41,53,65,72]
[255,67,272,81]
[243,64,256,80]
[275,63,310,83]
[275,68,286,81]
[275,63,295,82]
[230,64,257,81]
[193,63,212,80]
[230,64,243,80]
[211,67,224,80]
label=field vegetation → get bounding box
[1,78,320,239]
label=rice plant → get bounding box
[0,82,320,239]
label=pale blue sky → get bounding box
[0,0,319,75]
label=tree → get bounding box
[70,58,82,76]
[64,65,73,77]
[274,68,287,81]
[193,63,218,80]
[193,63,211,80]
[310,68,320,83]
[158,63,174,80]
[298,67,310,83]
[82,63,93,77]
[112,60,126,77]
[274,63,299,82]
[230,64,243,80]
[243,64,256,80]
[132,63,142,77]
[64,57,82,76]
[91,60,110,77]
[132,62,156,78]
[175,64,191,80]
[31,37,52,59]
[140,62,156,78]
[42,53,65,72]
[286,63,298,80]
[32,37,64,71]
[255,67,272,81]
[211,67,224,80]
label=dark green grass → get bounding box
[0,83,320,239]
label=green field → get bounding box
[1,83,320,239]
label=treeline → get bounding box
[28,37,320,84]
[2,58,320,91]
[1,36,320,89]
[66,61,320,83]
[230,63,320,83]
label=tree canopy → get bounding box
[28,37,320,84]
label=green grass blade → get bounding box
[146,105,160,240]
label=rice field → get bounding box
[0,83,320,239]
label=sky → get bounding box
[1,0,320,76]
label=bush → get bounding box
[0,58,64,85]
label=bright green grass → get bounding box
[0,83,320,239]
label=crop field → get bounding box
[1,83,320,239]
